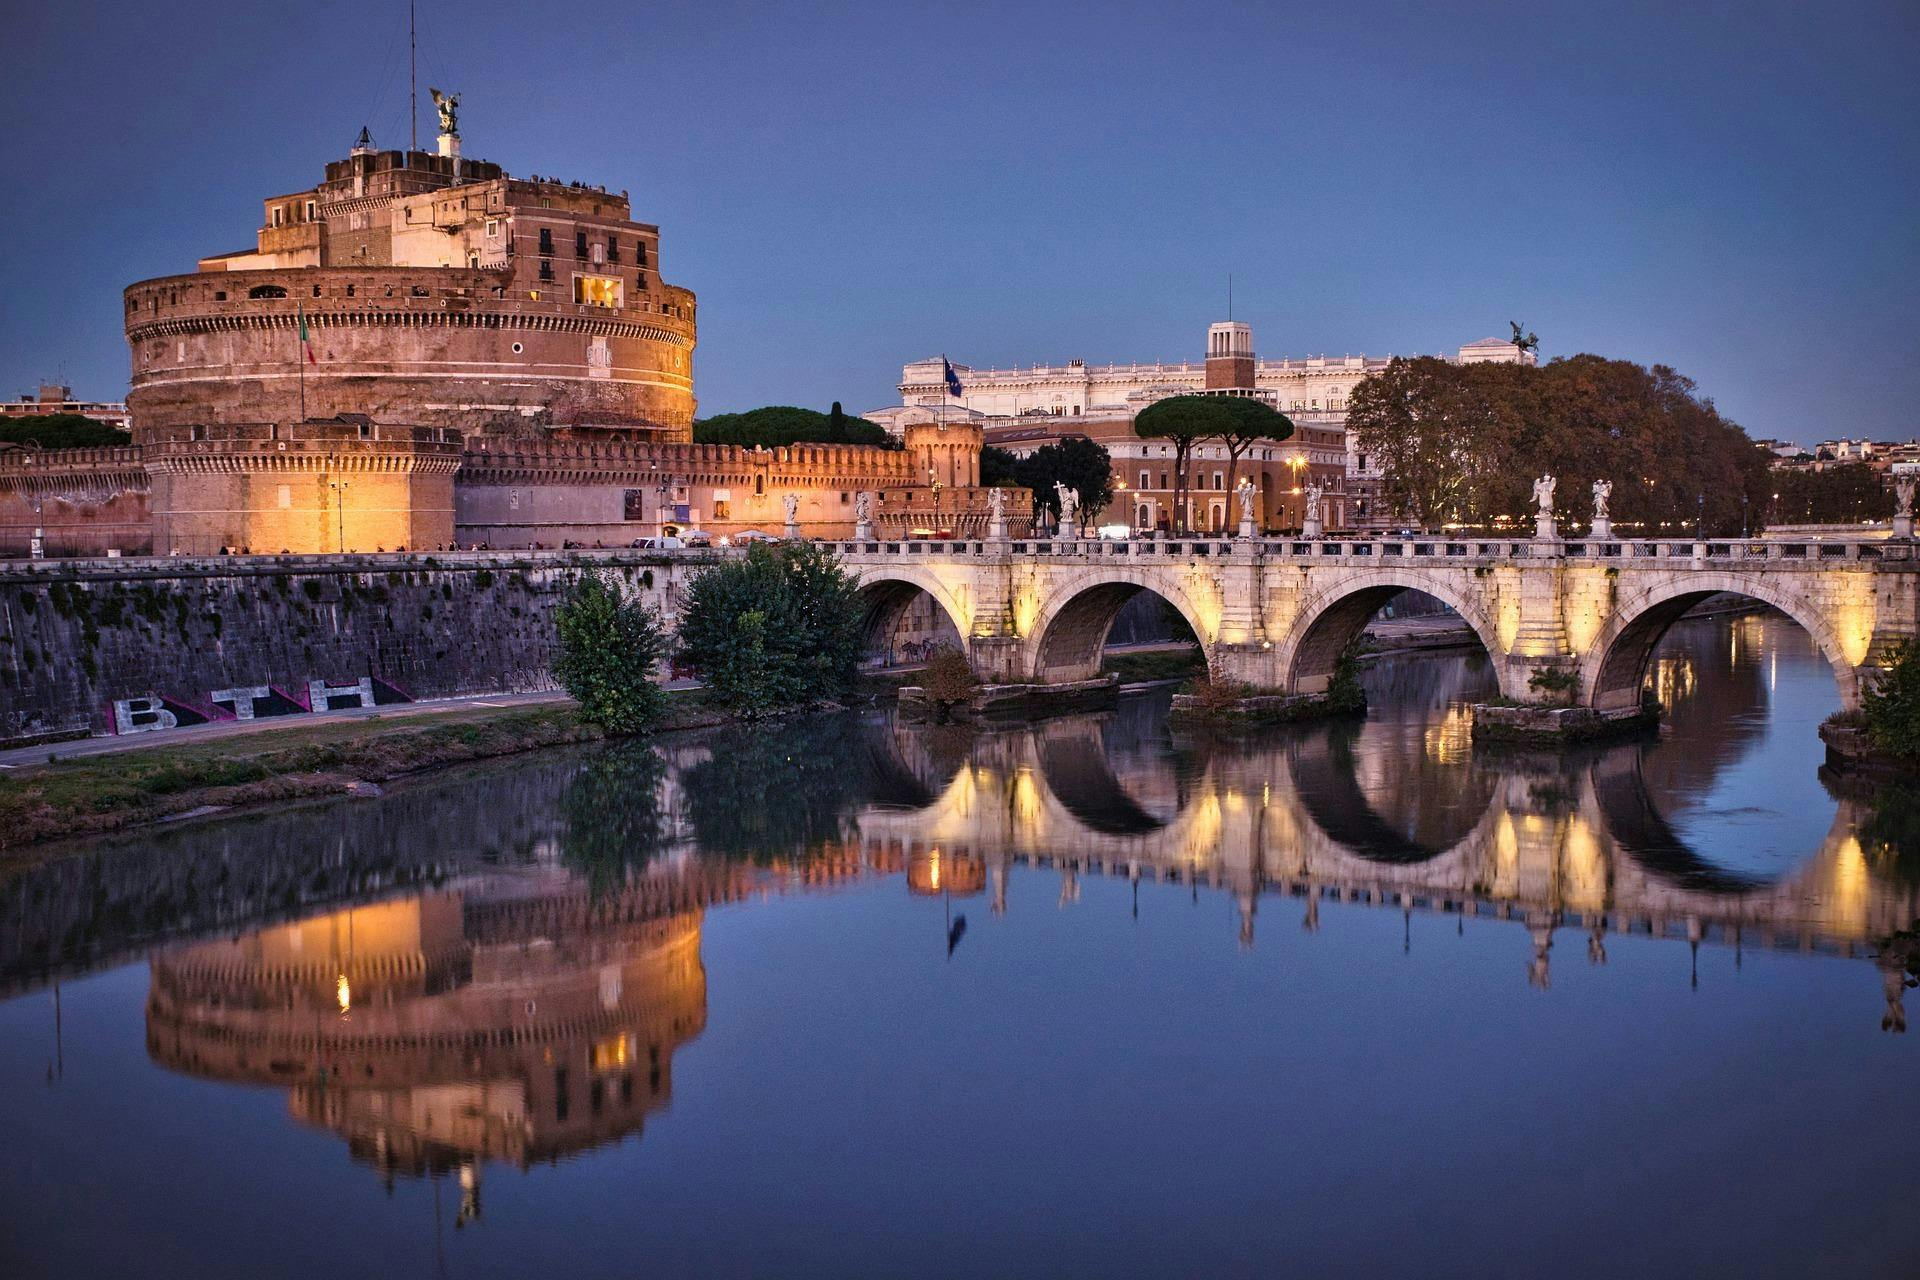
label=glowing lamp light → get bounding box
[335,973,351,1014]
[907,848,986,898]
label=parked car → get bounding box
[628,535,686,550]
[681,529,713,547]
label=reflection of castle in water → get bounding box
[145,864,732,1195]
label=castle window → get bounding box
[575,231,588,258]
[636,270,648,290]
[607,236,620,263]
[539,259,553,281]
[485,218,499,238]
[214,291,227,301]
[312,285,321,297]
[636,242,648,268]
[304,199,316,221]
[574,274,623,308]
[248,284,286,299]
[270,206,283,227]
[345,284,355,297]
[539,227,553,254]
[754,474,764,496]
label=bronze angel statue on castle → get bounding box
[429,88,460,137]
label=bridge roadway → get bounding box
[824,533,1920,709]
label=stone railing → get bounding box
[7,535,1912,576]
[814,534,1920,567]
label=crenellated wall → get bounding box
[0,446,152,557]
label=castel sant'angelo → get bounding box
[1,99,1002,555]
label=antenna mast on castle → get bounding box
[409,1,418,152]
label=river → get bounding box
[1,611,1916,1278]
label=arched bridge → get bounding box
[827,533,1920,709]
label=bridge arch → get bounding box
[1579,574,1860,712]
[849,568,972,667]
[1279,569,1508,696]
[1025,569,1214,684]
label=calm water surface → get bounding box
[3,612,1917,1278]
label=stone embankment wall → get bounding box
[0,549,712,744]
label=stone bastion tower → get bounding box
[124,122,697,442]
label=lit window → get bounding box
[573,274,622,308]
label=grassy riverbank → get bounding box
[0,693,743,856]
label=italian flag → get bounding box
[298,304,317,365]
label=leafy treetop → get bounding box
[0,414,131,449]
[694,405,900,450]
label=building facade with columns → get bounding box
[872,324,1537,530]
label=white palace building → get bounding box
[867,324,1535,532]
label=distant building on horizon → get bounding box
[868,325,1536,531]
[0,384,129,432]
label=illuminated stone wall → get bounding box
[0,447,151,557]
[145,423,461,556]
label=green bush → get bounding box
[675,542,863,716]
[1326,643,1368,714]
[1865,640,1920,761]
[552,572,667,734]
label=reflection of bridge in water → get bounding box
[851,707,1920,995]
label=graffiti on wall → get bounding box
[111,676,413,735]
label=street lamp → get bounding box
[328,462,350,552]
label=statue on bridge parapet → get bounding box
[1054,481,1080,541]
[782,492,800,540]
[1533,473,1558,540]
[1591,479,1613,540]
[1895,472,1916,540]
[1235,476,1258,539]
[853,490,874,540]
[988,486,1009,541]
[1302,481,1325,540]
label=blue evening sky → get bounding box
[0,0,1914,445]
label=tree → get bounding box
[1769,464,1892,527]
[552,572,667,734]
[693,405,900,450]
[675,542,864,716]
[1346,354,1771,535]
[1345,358,1506,528]
[1016,436,1114,524]
[1209,399,1294,507]
[980,445,1023,489]
[0,413,130,449]
[1865,641,1920,762]
[920,645,978,722]
[1136,396,1290,534]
